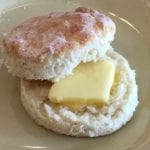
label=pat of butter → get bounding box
[48,60,115,106]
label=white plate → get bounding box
[0,0,150,149]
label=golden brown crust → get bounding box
[3,7,114,62]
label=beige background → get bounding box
[0,0,150,149]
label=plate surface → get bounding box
[0,0,150,149]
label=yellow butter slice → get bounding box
[48,60,115,106]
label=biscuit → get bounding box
[3,7,115,82]
[20,48,138,137]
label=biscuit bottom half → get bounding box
[20,48,138,137]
